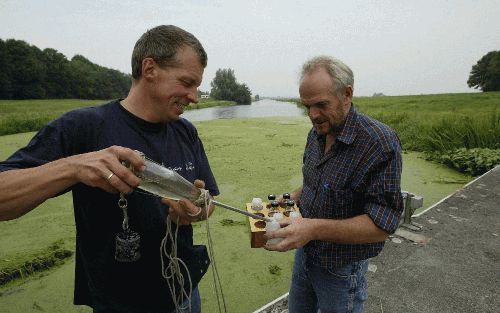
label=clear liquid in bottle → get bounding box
[134,152,201,202]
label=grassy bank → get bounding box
[354,92,500,152]
[0,98,235,136]
[0,117,471,312]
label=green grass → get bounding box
[0,98,236,136]
[354,92,500,152]
[0,99,103,136]
[0,117,472,313]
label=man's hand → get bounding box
[162,179,212,225]
[263,217,315,252]
[69,146,145,194]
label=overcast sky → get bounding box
[1,0,499,97]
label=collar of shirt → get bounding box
[314,104,359,146]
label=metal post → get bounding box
[400,191,423,232]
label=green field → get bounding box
[0,98,235,136]
[0,103,475,312]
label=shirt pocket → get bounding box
[320,188,356,219]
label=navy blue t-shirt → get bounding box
[0,100,219,312]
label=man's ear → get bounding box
[141,58,157,81]
[343,85,353,104]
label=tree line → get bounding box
[0,39,256,103]
[0,39,131,99]
[210,68,252,104]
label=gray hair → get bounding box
[301,56,354,97]
[131,25,207,79]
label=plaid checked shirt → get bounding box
[300,104,403,269]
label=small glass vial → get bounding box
[265,219,283,245]
[284,199,295,217]
[266,194,276,209]
[268,200,279,217]
[280,193,291,208]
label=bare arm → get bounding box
[264,214,388,252]
[0,146,145,221]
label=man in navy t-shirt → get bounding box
[0,25,219,313]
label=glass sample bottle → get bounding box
[284,199,295,217]
[266,194,276,209]
[265,219,283,245]
[134,151,201,202]
[281,193,291,208]
[268,200,279,217]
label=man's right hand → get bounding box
[69,146,145,194]
[0,146,146,220]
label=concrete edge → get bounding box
[252,292,289,313]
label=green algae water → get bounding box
[401,151,472,213]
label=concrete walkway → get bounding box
[255,165,499,313]
[366,165,499,313]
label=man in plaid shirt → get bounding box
[265,56,403,313]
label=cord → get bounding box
[159,189,227,313]
[202,190,227,313]
[161,215,193,312]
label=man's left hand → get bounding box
[161,179,209,225]
[263,217,315,252]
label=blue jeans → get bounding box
[92,287,200,313]
[288,248,368,313]
[171,287,201,313]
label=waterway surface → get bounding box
[184,99,304,121]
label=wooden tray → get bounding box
[246,202,300,248]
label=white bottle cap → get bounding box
[273,212,284,222]
[251,197,263,211]
[289,211,300,219]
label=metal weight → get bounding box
[115,229,141,262]
[115,193,141,262]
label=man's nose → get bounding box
[187,88,198,104]
[308,106,320,119]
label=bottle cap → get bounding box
[251,198,263,211]
[283,193,291,200]
[271,200,279,208]
[267,194,276,201]
[273,212,284,222]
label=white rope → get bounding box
[159,189,227,313]
[203,190,227,313]
[161,215,193,312]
